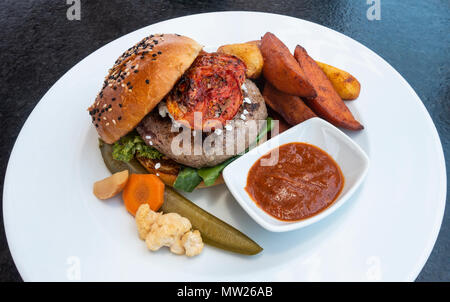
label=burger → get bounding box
[88,34,269,192]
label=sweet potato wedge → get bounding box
[266,107,292,134]
[316,61,361,100]
[294,45,363,131]
[260,32,316,97]
[263,82,316,126]
[217,42,264,79]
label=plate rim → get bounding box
[3,11,447,282]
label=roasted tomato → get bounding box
[166,52,246,130]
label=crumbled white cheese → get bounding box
[240,114,247,120]
[155,163,161,170]
[214,128,223,135]
[145,135,151,140]
[243,97,252,104]
[158,102,182,127]
[241,83,248,93]
[225,124,233,131]
[243,109,249,115]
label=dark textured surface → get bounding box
[0,0,448,282]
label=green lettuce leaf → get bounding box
[197,157,236,187]
[112,132,163,162]
[173,167,203,193]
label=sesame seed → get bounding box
[106,122,110,126]
[103,117,107,120]
[134,70,139,73]
[118,116,122,120]
[157,51,162,54]
[112,119,116,125]
[145,79,149,84]
[108,108,112,112]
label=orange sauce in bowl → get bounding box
[245,142,344,221]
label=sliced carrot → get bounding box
[122,174,165,216]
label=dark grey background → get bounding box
[0,0,448,282]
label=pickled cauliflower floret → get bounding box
[182,230,204,257]
[170,237,185,255]
[135,204,203,257]
[135,204,162,240]
[145,213,191,251]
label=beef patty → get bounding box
[137,79,268,168]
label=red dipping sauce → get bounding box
[245,142,344,221]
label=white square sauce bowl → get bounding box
[223,117,370,232]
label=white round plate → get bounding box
[3,12,446,281]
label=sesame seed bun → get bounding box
[88,34,203,144]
